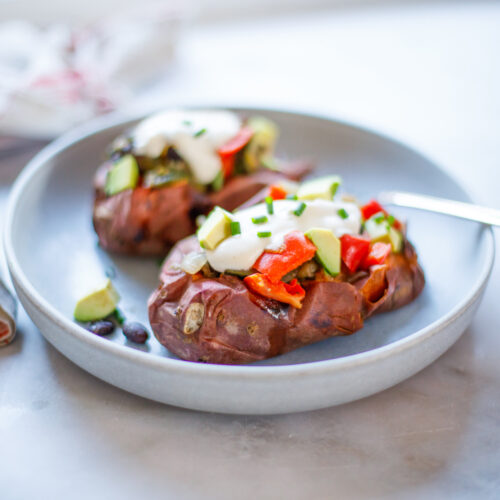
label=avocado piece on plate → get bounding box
[74,279,120,322]
[197,206,233,250]
[297,175,341,200]
[305,227,341,276]
[105,155,139,196]
[365,216,403,252]
[243,116,278,172]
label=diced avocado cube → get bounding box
[197,206,233,250]
[243,116,278,172]
[105,155,139,196]
[297,175,342,200]
[387,226,403,253]
[74,279,120,322]
[305,227,341,276]
[365,217,403,253]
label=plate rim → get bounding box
[4,106,495,379]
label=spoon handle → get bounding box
[378,191,500,227]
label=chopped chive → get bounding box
[257,231,272,238]
[293,202,307,217]
[230,221,241,235]
[337,208,349,219]
[331,181,340,198]
[193,128,206,138]
[252,215,268,225]
[286,194,298,200]
[112,308,126,325]
[373,213,386,224]
[265,196,274,215]
[387,214,395,226]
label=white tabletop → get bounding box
[2,2,500,498]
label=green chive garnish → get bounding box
[112,308,126,325]
[230,221,241,235]
[373,213,386,224]
[257,231,272,238]
[265,196,274,215]
[293,202,307,216]
[286,194,298,200]
[252,215,268,225]
[337,208,349,219]
[331,181,340,198]
[387,214,395,226]
[193,128,206,138]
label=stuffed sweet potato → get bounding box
[93,109,312,255]
[148,177,425,364]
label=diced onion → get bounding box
[181,252,208,275]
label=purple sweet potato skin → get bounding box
[92,160,312,256]
[148,236,425,365]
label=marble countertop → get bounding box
[1,2,500,498]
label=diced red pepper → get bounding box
[254,231,317,282]
[244,274,306,308]
[340,234,371,273]
[217,126,254,178]
[361,242,391,269]
[392,219,403,231]
[268,184,287,200]
[361,200,387,220]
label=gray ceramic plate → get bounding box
[4,108,494,414]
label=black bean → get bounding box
[87,320,115,336]
[122,322,149,344]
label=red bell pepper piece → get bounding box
[340,234,371,273]
[361,242,391,269]
[268,184,287,200]
[254,231,317,282]
[361,200,387,220]
[217,126,254,178]
[244,274,306,308]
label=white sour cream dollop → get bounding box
[204,199,362,273]
[131,109,242,184]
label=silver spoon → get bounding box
[378,191,500,227]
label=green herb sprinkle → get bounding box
[293,202,307,217]
[230,221,241,235]
[193,128,207,138]
[265,196,274,215]
[252,215,268,225]
[337,208,349,219]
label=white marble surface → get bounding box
[1,2,500,498]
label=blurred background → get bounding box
[0,0,499,203]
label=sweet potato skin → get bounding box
[148,236,425,365]
[93,161,312,256]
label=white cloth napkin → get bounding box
[0,3,187,138]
